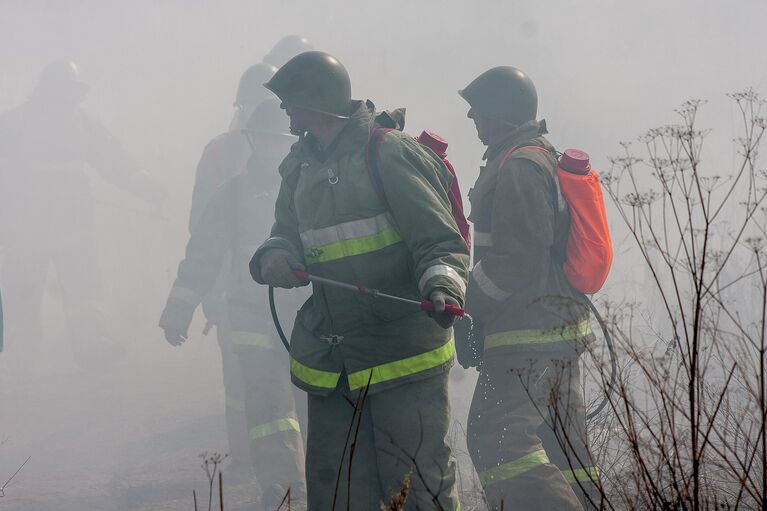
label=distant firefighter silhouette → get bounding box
[0,60,165,370]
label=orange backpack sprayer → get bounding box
[498,146,613,294]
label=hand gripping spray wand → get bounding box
[268,270,466,352]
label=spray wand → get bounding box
[293,270,465,317]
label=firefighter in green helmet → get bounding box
[249,51,468,510]
[458,66,600,510]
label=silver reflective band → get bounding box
[472,261,511,301]
[169,286,201,306]
[473,231,493,247]
[419,265,467,295]
[299,212,395,248]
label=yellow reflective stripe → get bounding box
[304,227,402,264]
[347,338,455,390]
[290,356,341,389]
[562,466,600,484]
[484,320,592,350]
[225,396,245,413]
[231,331,273,348]
[478,449,550,487]
[249,418,301,440]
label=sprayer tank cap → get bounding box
[416,130,448,158]
[559,148,591,174]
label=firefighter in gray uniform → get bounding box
[160,100,306,509]
[459,67,599,510]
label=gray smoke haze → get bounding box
[0,1,765,509]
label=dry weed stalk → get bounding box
[549,89,767,510]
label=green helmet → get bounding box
[459,66,538,125]
[235,63,278,107]
[264,51,352,119]
[244,98,292,137]
[34,60,89,100]
[263,35,314,67]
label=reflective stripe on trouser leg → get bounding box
[249,417,301,441]
[561,466,600,485]
[478,449,550,486]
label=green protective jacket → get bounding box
[251,101,469,396]
[466,120,593,355]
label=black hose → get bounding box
[269,286,291,352]
[586,298,617,421]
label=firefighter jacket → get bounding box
[251,102,470,396]
[465,120,593,355]
[186,130,251,323]
[188,130,250,233]
[161,162,281,348]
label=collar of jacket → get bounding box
[297,100,374,162]
[483,119,548,162]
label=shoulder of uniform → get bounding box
[277,140,304,178]
[204,130,244,151]
[378,129,434,162]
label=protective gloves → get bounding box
[428,289,461,329]
[158,299,194,346]
[252,248,309,289]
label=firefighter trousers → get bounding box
[467,351,600,510]
[228,324,307,500]
[305,371,459,511]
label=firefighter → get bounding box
[229,36,313,131]
[459,66,599,510]
[179,62,277,493]
[160,99,306,509]
[201,62,277,219]
[263,35,314,68]
[249,51,468,510]
[0,60,165,371]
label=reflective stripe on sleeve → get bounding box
[478,449,550,487]
[249,417,301,440]
[169,286,201,306]
[561,466,600,485]
[484,320,592,350]
[290,357,341,389]
[347,338,454,390]
[418,265,467,295]
[231,331,273,349]
[471,261,511,301]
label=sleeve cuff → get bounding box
[419,264,467,301]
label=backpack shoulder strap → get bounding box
[498,144,552,169]
[365,123,395,207]
[499,144,566,213]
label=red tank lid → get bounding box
[417,130,448,158]
[559,148,591,174]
